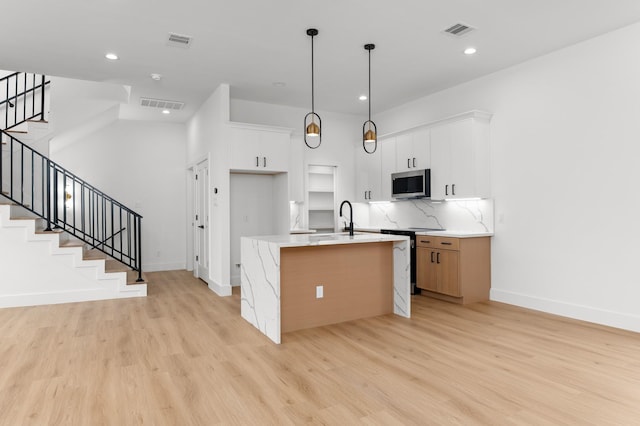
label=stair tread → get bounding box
[83,250,107,260]
[26,119,48,123]
[126,270,147,285]
[9,216,37,221]
[102,260,146,284]
[105,259,130,272]
[5,130,28,134]
[60,240,85,248]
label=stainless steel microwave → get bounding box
[391,169,430,199]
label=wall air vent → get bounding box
[140,97,185,111]
[167,33,193,48]
[443,23,475,37]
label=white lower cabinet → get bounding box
[430,114,491,200]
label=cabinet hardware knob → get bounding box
[263,157,267,167]
[430,252,435,263]
[445,184,449,196]
[420,240,430,243]
[436,252,440,264]
[256,157,259,167]
[407,158,410,169]
[452,184,455,195]
[413,157,416,168]
[441,242,452,245]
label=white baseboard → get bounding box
[208,279,232,297]
[142,262,186,272]
[0,287,144,309]
[490,289,640,333]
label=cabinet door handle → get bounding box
[413,157,416,168]
[430,252,435,263]
[441,242,452,246]
[368,190,371,199]
[445,184,449,196]
[263,157,267,167]
[420,240,430,244]
[436,252,440,264]
[407,158,411,169]
[452,184,455,195]
[256,156,259,167]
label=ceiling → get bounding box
[2,0,640,122]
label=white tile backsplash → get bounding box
[289,202,303,230]
[354,199,494,232]
[291,198,493,233]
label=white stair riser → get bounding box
[0,205,146,307]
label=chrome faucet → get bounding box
[339,200,354,236]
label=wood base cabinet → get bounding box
[416,236,490,304]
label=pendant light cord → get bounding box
[311,34,315,115]
[368,48,371,122]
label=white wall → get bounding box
[186,85,231,295]
[51,119,187,272]
[377,23,640,332]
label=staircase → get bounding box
[0,71,146,307]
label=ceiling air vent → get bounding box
[140,97,185,111]
[443,23,475,37]
[167,33,193,48]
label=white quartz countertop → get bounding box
[244,232,409,248]
[354,227,494,238]
[415,231,494,238]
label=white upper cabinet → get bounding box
[355,142,382,202]
[230,125,291,173]
[395,128,430,172]
[430,114,491,200]
[379,138,396,201]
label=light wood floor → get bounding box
[0,270,638,425]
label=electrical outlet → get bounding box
[316,285,323,299]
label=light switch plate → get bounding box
[316,285,323,299]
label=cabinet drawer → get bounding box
[416,236,460,250]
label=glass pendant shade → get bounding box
[304,28,321,149]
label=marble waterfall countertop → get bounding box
[249,232,410,247]
[240,233,411,344]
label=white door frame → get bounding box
[192,158,210,282]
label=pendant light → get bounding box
[304,28,321,149]
[363,43,377,154]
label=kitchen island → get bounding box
[241,233,410,343]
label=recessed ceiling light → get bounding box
[105,53,119,60]
[464,47,477,55]
[273,82,286,87]
[150,73,162,81]
[359,95,367,101]
[162,109,171,115]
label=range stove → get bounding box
[379,227,446,294]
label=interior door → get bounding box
[194,160,209,281]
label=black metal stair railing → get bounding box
[0,130,144,281]
[0,77,144,281]
[0,71,50,131]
